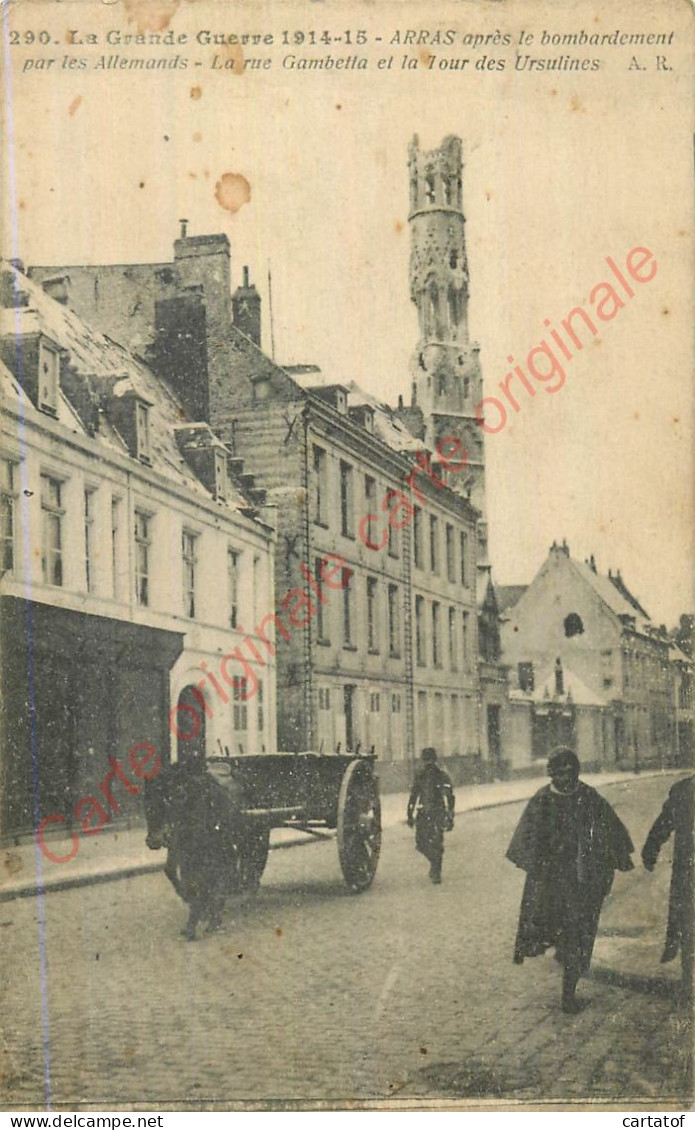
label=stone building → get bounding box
[0,261,276,839]
[29,227,483,790]
[500,541,676,773]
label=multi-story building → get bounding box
[500,540,676,772]
[28,228,483,789]
[0,261,276,838]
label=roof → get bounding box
[343,379,425,455]
[496,584,528,614]
[572,558,652,632]
[0,263,253,511]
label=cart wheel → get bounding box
[238,823,270,891]
[337,760,381,891]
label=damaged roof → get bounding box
[0,262,255,513]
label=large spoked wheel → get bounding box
[238,822,271,891]
[337,760,381,892]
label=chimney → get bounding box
[589,554,596,573]
[561,538,569,556]
[232,266,261,347]
[180,218,189,239]
[398,394,404,409]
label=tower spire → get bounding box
[407,134,487,563]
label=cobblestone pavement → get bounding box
[1,775,691,1110]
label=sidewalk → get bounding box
[0,767,680,902]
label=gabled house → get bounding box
[500,540,675,772]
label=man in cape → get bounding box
[506,747,634,1013]
[407,747,455,884]
[641,775,694,1001]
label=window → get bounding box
[444,175,455,206]
[232,678,248,738]
[415,595,425,666]
[387,510,399,558]
[38,341,59,415]
[413,506,424,569]
[461,611,470,669]
[450,695,460,744]
[418,691,429,745]
[182,531,198,618]
[315,558,329,643]
[429,515,438,573]
[448,607,457,670]
[318,687,331,711]
[41,475,63,586]
[364,475,377,547]
[312,445,326,524]
[425,173,436,205]
[460,531,469,586]
[391,693,401,714]
[446,524,455,583]
[432,602,441,667]
[227,549,239,629]
[367,576,379,652]
[134,510,151,606]
[518,662,535,693]
[564,612,584,638]
[1,461,16,574]
[135,402,151,464]
[388,584,401,658]
[342,567,354,645]
[369,693,381,713]
[257,680,264,738]
[340,461,354,538]
[111,497,122,598]
[84,488,96,593]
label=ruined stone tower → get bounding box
[407,133,487,563]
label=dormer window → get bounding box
[214,448,228,502]
[38,341,60,416]
[135,401,151,464]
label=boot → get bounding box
[561,967,582,1014]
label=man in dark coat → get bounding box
[506,747,634,1013]
[407,748,455,883]
[641,775,694,1000]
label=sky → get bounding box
[3,0,692,625]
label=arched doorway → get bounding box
[175,684,207,766]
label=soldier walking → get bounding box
[641,775,694,1002]
[407,748,455,884]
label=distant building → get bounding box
[500,540,678,773]
[0,261,276,838]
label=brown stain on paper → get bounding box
[123,0,180,34]
[215,172,251,214]
[68,95,82,117]
[190,85,202,101]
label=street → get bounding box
[1,775,691,1109]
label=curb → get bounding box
[0,829,331,904]
[0,770,675,903]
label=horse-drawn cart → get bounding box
[145,752,382,938]
[208,751,382,892]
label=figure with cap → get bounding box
[506,747,634,1013]
[641,774,694,1002]
[407,747,455,884]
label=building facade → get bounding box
[500,541,678,773]
[0,262,276,838]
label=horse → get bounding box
[144,758,248,940]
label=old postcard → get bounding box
[0,0,693,1113]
